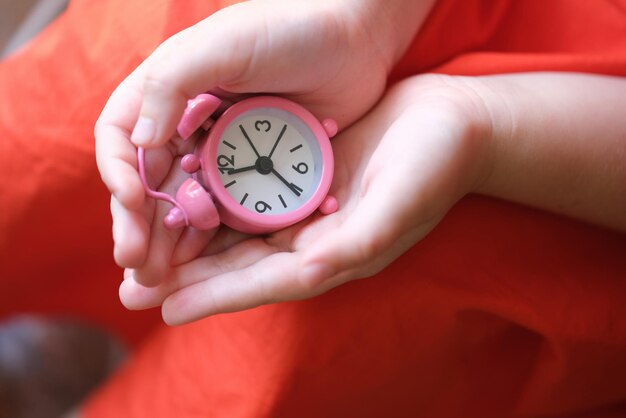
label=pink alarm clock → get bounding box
[138,94,338,234]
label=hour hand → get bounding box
[227,165,256,175]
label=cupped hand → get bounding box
[95,0,398,283]
[119,74,494,324]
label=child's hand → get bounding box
[119,75,493,324]
[95,0,435,285]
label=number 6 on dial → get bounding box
[138,94,339,235]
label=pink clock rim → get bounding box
[200,96,334,231]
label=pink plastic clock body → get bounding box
[139,94,338,235]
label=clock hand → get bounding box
[227,165,256,175]
[239,125,261,158]
[268,124,287,159]
[271,168,302,197]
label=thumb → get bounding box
[129,2,324,148]
[129,4,264,147]
[297,102,464,291]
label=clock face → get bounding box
[213,107,323,215]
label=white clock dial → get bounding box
[215,107,323,215]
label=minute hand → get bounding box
[271,168,302,197]
[239,124,261,158]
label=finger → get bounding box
[296,197,411,290]
[131,155,189,287]
[161,250,314,325]
[169,227,218,266]
[129,6,262,147]
[119,238,279,311]
[95,78,145,210]
[110,196,151,268]
[198,227,252,257]
[96,124,144,209]
[131,208,183,288]
[129,2,340,147]
[168,210,251,266]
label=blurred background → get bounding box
[0,0,67,58]
[1,3,126,417]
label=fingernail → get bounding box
[131,116,156,145]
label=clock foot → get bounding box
[319,195,338,215]
[322,118,338,138]
[181,154,200,173]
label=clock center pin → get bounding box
[255,156,274,175]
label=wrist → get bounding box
[383,75,495,213]
[414,75,495,200]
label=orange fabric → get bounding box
[0,0,625,417]
[391,0,626,79]
[0,0,236,344]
